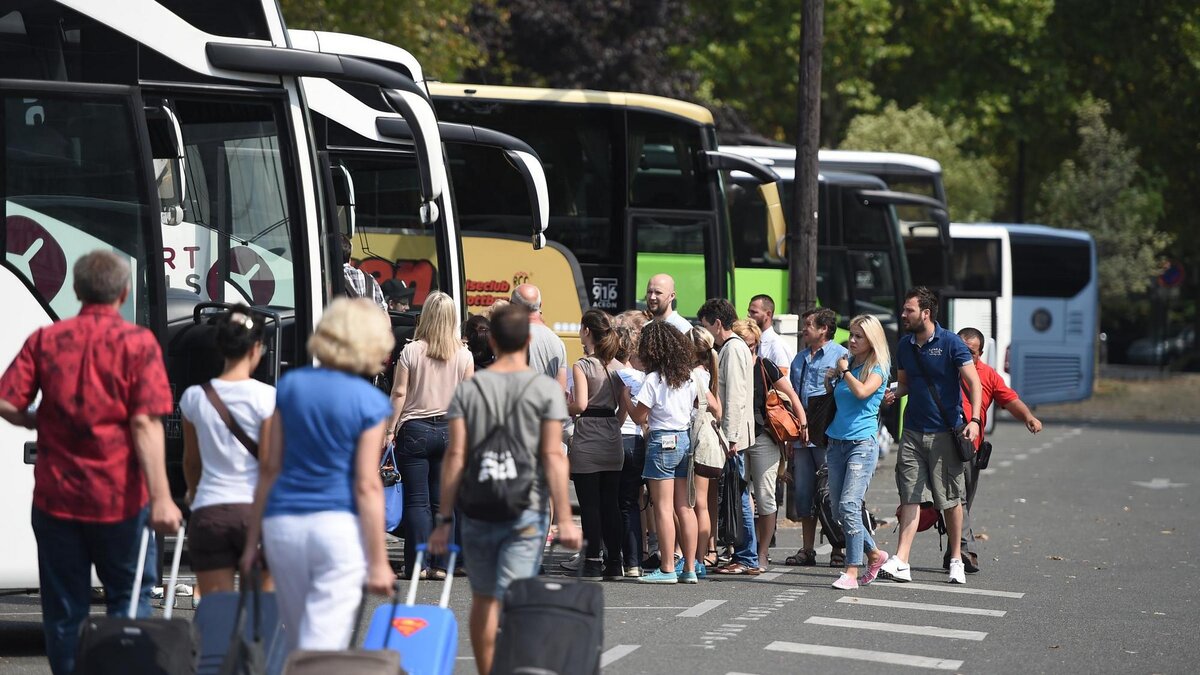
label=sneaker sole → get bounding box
[638,578,678,584]
[879,570,912,583]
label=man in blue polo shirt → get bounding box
[881,287,982,585]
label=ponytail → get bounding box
[582,309,619,363]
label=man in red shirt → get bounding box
[0,250,182,675]
[954,327,1042,574]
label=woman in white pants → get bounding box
[241,298,395,652]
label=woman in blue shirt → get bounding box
[824,314,892,590]
[240,298,396,653]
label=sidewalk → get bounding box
[1035,373,1200,424]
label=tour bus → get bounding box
[287,30,550,321]
[0,0,448,590]
[733,146,956,296]
[720,146,951,344]
[939,223,1097,405]
[427,85,786,357]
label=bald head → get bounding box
[645,274,677,318]
[511,283,542,313]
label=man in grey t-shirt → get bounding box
[511,283,568,392]
[430,304,579,674]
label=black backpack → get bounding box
[813,464,875,549]
[458,374,541,522]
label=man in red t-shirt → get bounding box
[954,327,1042,574]
[0,251,182,675]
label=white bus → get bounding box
[0,0,447,590]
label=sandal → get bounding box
[829,550,846,568]
[784,549,817,566]
[704,550,719,567]
[714,562,762,576]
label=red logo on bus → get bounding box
[6,215,67,300]
[206,246,275,305]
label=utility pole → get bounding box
[789,0,823,315]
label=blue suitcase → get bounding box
[361,544,459,675]
[193,570,288,675]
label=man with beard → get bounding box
[881,287,982,585]
[644,274,693,333]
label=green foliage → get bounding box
[839,103,1002,221]
[279,0,484,81]
[1035,99,1171,311]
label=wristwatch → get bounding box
[970,417,982,427]
[839,368,850,378]
[434,513,453,526]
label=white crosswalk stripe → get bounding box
[804,616,988,640]
[872,581,1025,598]
[765,641,964,670]
[838,596,1007,616]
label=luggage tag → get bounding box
[662,433,677,450]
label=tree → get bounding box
[280,0,485,82]
[1035,99,1170,312]
[839,103,1002,221]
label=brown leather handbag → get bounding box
[760,360,803,443]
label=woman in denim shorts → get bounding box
[623,322,699,584]
[824,314,892,590]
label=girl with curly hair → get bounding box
[623,321,699,584]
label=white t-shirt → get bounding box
[635,371,694,431]
[759,325,796,371]
[663,310,693,333]
[618,367,646,436]
[179,378,276,510]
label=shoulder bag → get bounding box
[201,382,258,459]
[909,343,975,462]
[689,375,728,480]
[759,359,802,443]
[959,380,993,470]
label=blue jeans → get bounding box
[397,417,453,572]
[462,508,549,599]
[730,452,759,568]
[31,505,157,675]
[619,435,646,567]
[791,444,827,518]
[826,437,880,566]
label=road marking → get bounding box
[753,567,791,581]
[838,597,1006,616]
[765,641,963,670]
[600,645,640,667]
[1132,478,1189,489]
[873,582,1025,598]
[1013,453,1029,460]
[996,460,1014,468]
[607,606,689,610]
[804,616,988,640]
[677,599,726,617]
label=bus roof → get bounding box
[959,222,1095,244]
[427,83,715,126]
[719,146,888,187]
[719,146,944,176]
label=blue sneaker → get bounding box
[638,568,679,584]
[678,570,698,584]
[673,554,685,574]
[695,562,707,579]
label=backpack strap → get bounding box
[201,381,258,459]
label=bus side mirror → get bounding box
[758,181,787,260]
[145,105,187,226]
[329,163,357,236]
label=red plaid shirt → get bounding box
[0,305,173,522]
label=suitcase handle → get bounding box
[406,543,460,608]
[127,523,186,619]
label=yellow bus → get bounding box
[429,84,784,358]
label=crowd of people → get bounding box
[0,249,1044,675]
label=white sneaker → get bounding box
[560,552,581,571]
[880,557,912,582]
[624,566,642,578]
[948,559,966,584]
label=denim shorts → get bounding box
[461,508,549,599]
[642,429,691,481]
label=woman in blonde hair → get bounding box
[387,291,474,579]
[823,314,891,590]
[730,320,807,572]
[687,326,722,573]
[241,298,395,653]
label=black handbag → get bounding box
[909,343,975,462]
[975,440,994,470]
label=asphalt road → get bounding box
[1,418,1194,674]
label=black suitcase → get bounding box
[76,525,196,675]
[489,542,602,675]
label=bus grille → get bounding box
[1066,310,1085,336]
[1023,354,1082,398]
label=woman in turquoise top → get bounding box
[823,314,892,590]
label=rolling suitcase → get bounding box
[76,525,196,675]
[361,543,459,675]
[280,580,404,675]
[193,569,288,675]
[489,541,603,675]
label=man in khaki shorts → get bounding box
[881,287,981,585]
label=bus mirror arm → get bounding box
[701,150,781,185]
